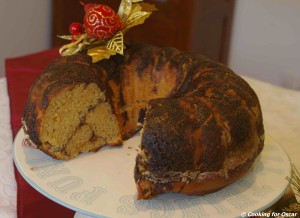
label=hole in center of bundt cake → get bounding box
[39,83,121,160]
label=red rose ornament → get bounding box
[82,3,121,40]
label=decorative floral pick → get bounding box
[284,164,300,214]
[58,0,157,63]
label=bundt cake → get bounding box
[22,43,264,199]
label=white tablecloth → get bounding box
[0,77,16,218]
[0,75,299,218]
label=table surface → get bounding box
[0,77,16,217]
[1,75,299,217]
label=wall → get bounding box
[0,0,51,78]
[1,1,300,91]
[228,0,300,90]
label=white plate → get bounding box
[14,129,291,218]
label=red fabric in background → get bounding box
[5,48,75,218]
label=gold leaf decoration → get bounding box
[140,3,157,12]
[57,35,73,41]
[88,46,117,63]
[123,11,151,33]
[130,2,142,14]
[106,31,124,55]
[59,42,86,56]
[59,34,92,56]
